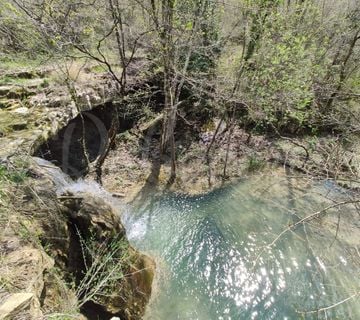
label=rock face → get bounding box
[0,236,65,319]
[0,160,78,319]
[0,293,34,320]
[0,61,154,319]
[0,65,117,160]
[35,102,116,178]
[0,158,154,320]
[0,58,157,320]
[60,192,154,320]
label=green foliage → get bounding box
[0,0,44,54]
[116,130,136,144]
[0,53,51,72]
[0,160,28,224]
[1,0,358,138]
[187,51,216,73]
[89,64,107,73]
[217,1,360,135]
[173,0,220,74]
[246,154,265,172]
[0,163,27,184]
[40,78,50,88]
[0,75,30,85]
[238,4,329,132]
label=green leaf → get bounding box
[185,21,193,31]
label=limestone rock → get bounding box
[10,121,28,131]
[0,86,12,97]
[11,107,29,115]
[0,99,20,110]
[60,193,155,320]
[0,244,54,319]
[0,293,34,320]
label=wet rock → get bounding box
[64,194,126,238]
[59,193,154,320]
[109,251,155,317]
[24,160,155,320]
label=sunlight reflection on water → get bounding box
[123,172,359,320]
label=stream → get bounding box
[36,158,360,320]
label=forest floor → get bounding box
[100,117,360,203]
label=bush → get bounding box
[0,163,27,184]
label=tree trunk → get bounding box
[108,0,127,94]
[325,30,360,110]
[159,0,177,181]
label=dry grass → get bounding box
[0,158,81,318]
[50,60,93,85]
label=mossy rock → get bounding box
[0,85,35,99]
[0,99,20,110]
[13,70,38,79]
[6,87,35,99]
[0,110,28,134]
[10,122,28,131]
[3,70,39,80]
[0,86,12,97]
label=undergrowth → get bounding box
[75,229,131,308]
[0,163,28,183]
[0,161,28,224]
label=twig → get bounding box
[253,200,360,267]
[57,195,84,200]
[296,291,360,315]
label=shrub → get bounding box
[247,154,265,172]
[75,230,131,308]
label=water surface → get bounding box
[124,171,359,320]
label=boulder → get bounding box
[60,193,155,320]
[0,243,54,320]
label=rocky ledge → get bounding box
[0,62,127,160]
[0,158,154,319]
[0,61,154,319]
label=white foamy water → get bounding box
[33,157,126,216]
